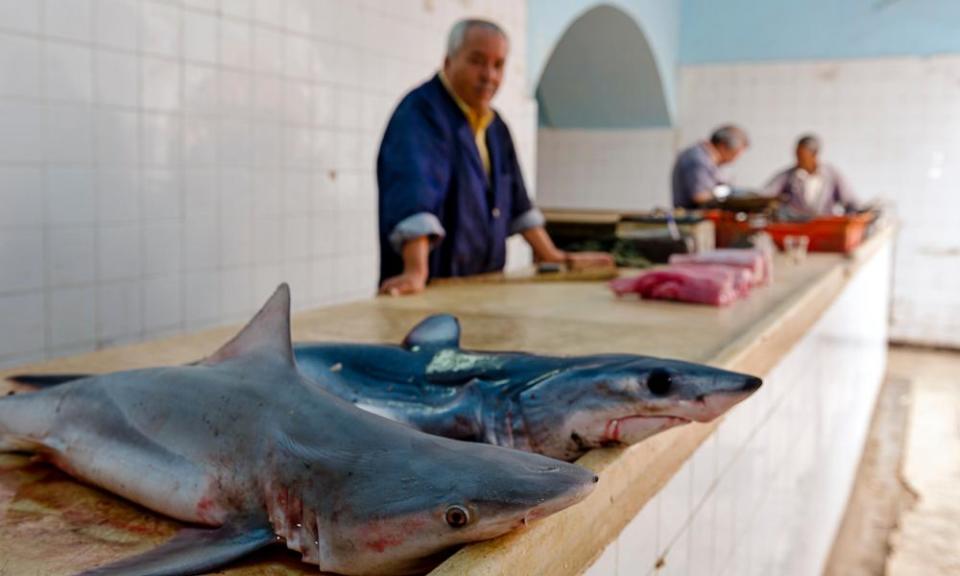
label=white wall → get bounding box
[536,128,674,211]
[0,0,536,368]
[680,57,960,348]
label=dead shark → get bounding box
[290,315,763,461]
[0,286,597,576]
[10,314,762,464]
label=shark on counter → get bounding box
[290,315,763,461]
[1,286,597,576]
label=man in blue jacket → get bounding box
[377,19,610,295]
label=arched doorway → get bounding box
[535,4,675,211]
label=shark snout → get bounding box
[635,372,762,424]
[520,465,597,522]
[741,375,763,392]
[450,442,597,527]
[498,454,597,508]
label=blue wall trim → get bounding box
[681,0,960,64]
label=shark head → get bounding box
[199,289,595,575]
[289,424,597,575]
[234,307,598,576]
[513,355,762,460]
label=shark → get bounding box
[0,286,597,576]
[10,313,763,465]
[290,315,763,461]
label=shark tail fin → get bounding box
[74,518,276,576]
[0,391,52,452]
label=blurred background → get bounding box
[1,0,958,364]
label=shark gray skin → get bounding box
[292,315,763,462]
[10,314,763,465]
[0,286,596,576]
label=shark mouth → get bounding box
[601,391,757,445]
[602,415,692,445]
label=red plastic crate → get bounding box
[766,214,872,253]
[704,211,872,253]
[703,210,754,248]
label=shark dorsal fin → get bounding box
[202,284,294,366]
[402,314,461,351]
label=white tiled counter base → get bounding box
[585,244,892,576]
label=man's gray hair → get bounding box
[796,134,821,153]
[710,125,749,150]
[447,19,508,58]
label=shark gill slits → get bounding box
[445,505,470,528]
[647,369,673,397]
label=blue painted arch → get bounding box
[528,0,680,126]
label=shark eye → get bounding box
[444,505,470,528]
[647,369,673,396]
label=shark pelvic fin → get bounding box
[74,518,276,576]
[203,283,294,366]
[402,314,461,351]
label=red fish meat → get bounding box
[610,265,743,306]
[669,248,772,285]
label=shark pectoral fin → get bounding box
[75,519,277,576]
[402,314,461,350]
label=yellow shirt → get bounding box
[439,70,494,178]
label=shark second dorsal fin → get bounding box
[203,284,294,366]
[402,314,461,351]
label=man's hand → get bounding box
[564,251,615,271]
[521,226,615,270]
[379,271,427,296]
[380,236,430,296]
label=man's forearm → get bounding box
[691,189,715,206]
[401,236,431,278]
[521,227,565,263]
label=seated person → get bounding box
[671,125,750,209]
[764,135,858,216]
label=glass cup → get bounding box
[783,234,810,263]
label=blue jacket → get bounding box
[377,75,537,282]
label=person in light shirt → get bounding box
[764,135,859,216]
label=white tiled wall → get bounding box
[0,0,536,367]
[679,57,960,348]
[584,244,892,576]
[536,128,676,211]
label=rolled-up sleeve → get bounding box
[389,212,446,253]
[509,207,545,235]
[498,121,540,235]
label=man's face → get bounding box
[716,144,745,166]
[796,146,818,173]
[443,28,508,112]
